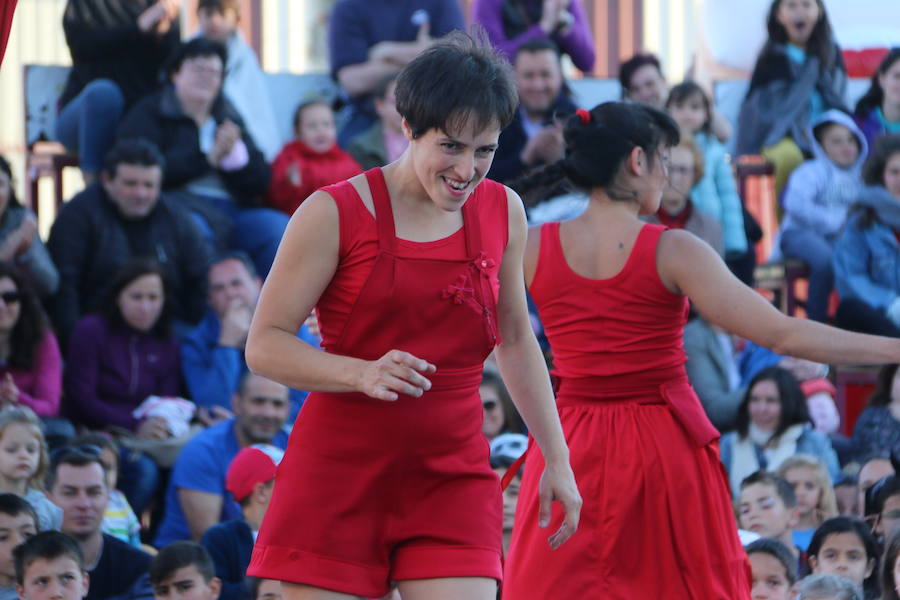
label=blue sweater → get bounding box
[200,519,253,600]
[691,131,747,255]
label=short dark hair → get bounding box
[811,118,860,152]
[210,250,258,281]
[745,537,798,586]
[665,81,713,133]
[740,470,797,508]
[150,542,215,585]
[13,531,84,585]
[198,0,241,14]
[808,516,878,569]
[99,259,172,339]
[862,135,900,187]
[246,577,264,600]
[74,433,119,472]
[291,100,332,135]
[101,138,165,179]
[618,53,663,94]
[46,449,106,493]
[166,37,227,80]
[395,30,517,138]
[736,366,810,442]
[513,38,560,62]
[0,493,38,528]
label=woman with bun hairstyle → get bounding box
[502,101,900,599]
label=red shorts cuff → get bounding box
[392,544,502,583]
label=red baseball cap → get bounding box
[226,447,277,502]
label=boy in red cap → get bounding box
[199,447,278,600]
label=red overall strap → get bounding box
[500,435,534,490]
[365,168,397,252]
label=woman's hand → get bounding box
[356,350,436,401]
[538,457,582,549]
[0,374,19,406]
[136,416,169,440]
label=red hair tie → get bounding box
[575,108,591,124]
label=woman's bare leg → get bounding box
[282,582,363,600]
[397,577,496,600]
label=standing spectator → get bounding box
[0,264,61,418]
[266,101,361,215]
[117,38,284,278]
[154,373,289,547]
[57,0,180,183]
[833,135,900,337]
[46,139,210,348]
[735,0,847,194]
[472,0,594,72]
[852,365,900,463]
[328,0,465,145]
[46,449,153,600]
[346,75,408,170]
[854,48,900,151]
[0,158,57,298]
[194,0,280,162]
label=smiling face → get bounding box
[809,531,874,588]
[627,64,668,109]
[514,49,563,119]
[775,0,821,47]
[748,379,782,433]
[171,54,224,108]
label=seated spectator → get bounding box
[154,373,290,547]
[833,135,900,337]
[266,100,362,215]
[199,448,277,600]
[0,263,61,418]
[745,537,797,600]
[735,0,847,194]
[869,475,900,542]
[851,365,900,464]
[47,139,210,348]
[150,542,221,600]
[854,48,900,151]
[116,38,284,278]
[777,455,838,551]
[834,476,858,517]
[489,433,527,554]
[56,0,180,183]
[800,379,853,467]
[779,109,867,322]
[720,366,841,496]
[246,579,281,600]
[195,0,280,161]
[472,0,594,72]
[489,40,575,199]
[883,528,900,600]
[739,472,802,565]
[182,253,311,417]
[0,158,57,297]
[12,531,89,600]
[0,408,61,532]
[0,494,37,600]
[857,456,895,522]
[795,573,863,600]
[46,448,153,600]
[346,74,407,170]
[806,517,878,598]
[328,0,464,145]
[644,136,724,255]
[480,369,524,440]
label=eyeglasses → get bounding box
[482,400,498,411]
[0,291,21,305]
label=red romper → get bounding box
[502,223,751,600]
[248,169,507,598]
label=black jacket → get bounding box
[59,0,179,110]
[200,519,253,600]
[87,534,153,600]
[47,182,211,346]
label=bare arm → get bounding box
[659,229,900,364]
[178,489,222,541]
[336,61,403,98]
[495,188,581,549]
[710,108,733,143]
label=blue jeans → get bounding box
[55,79,125,174]
[117,446,160,515]
[780,228,835,322]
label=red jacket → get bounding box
[267,140,362,214]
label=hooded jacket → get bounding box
[780,109,869,238]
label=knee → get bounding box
[82,79,125,115]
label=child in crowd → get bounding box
[867,474,900,542]
[489,433,528,555]
[347,75,408,170]
[267,100,362,215]
[150,541,221,600]
[795,574,863,600]
[854,49,900,151]
[246,578,282,600]
[0,408,60,531]
[739,471,802,569]
[883,528,900,600]
[747,537,797,600]
[834,476,858,517]
[75,434,140,547]
[778,454,838,551]
[0,494,38,600]
[806,517,878,599]
[13,531,88,600]
[736,0,847,194]
[779,109,868,322]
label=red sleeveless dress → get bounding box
[248,169,508,598]
[502,223,751,600]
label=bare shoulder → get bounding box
[656,228,722,293]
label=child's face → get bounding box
[877,492,900,538]
[782,466,821,519]
[809,531,874,588]
[668,95,707,134]
[884,152,900,200]
[748,380,782,432]
[97,448,118,491]
[819,124,859,168]
[834,484,858,516]
[739,483,796,539]
[0,512,36,580]
[198,7,239,43]
[16,556,88,600]
[775,0,821,47]
[153,565,220,600]
[297,104,337,154]
[749,552,793,600]
[0,425,40,484]
[492,468,520,532]
[255,579,281,600]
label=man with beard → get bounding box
[153,372,290,547]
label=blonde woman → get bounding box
[779,453,839,552]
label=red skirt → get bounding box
[502,369,751,600]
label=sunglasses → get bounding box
[482,400,498,411]
[0,291,21,304]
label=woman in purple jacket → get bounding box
[854,48,900,151]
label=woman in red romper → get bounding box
[502,102,900,599]
[244,34,581,600]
